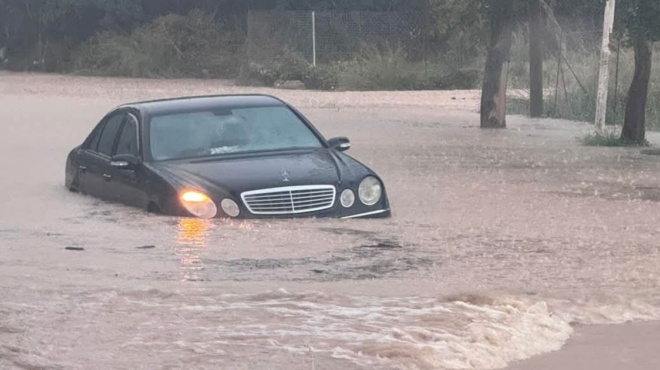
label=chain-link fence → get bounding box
[244,10,485,91]
[508,23,642,126]
[246,10,417,66]
[505,11,660,129]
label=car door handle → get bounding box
[79,165,87,172]
[103,174,112,181]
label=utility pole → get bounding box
[594,0,616,132]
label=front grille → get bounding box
[241,185,336,215]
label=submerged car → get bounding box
[65,94,391,219]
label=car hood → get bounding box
[149,149,362,197]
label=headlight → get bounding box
[358,176,382,206]
[180,190,217,219]
[220,198,240,218]
[340,189,355,208]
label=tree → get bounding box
[617,0,660,144]
[480,0,523,128]
[528,0,544,117]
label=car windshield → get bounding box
[149,106,324,161]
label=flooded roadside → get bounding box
[2,73,660,369]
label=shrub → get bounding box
[238,41,482,91]
[72,10,240,78]
[303,65,340,90]
[338,43,419,90]
[238,47,311,87]
[335,42,481,91]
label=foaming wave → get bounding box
[68,288,660,370]
[151,290,574,370]
[347,297,572,369]
[549,297,660,325]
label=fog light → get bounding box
[221,198,240,218]
[180,190,217,219]
[340,189,355,208]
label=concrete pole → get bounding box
[594,0,616,132]
[312,11,317,67]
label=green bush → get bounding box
[273,48,310,82]
[72,10,240,78]
[303,65,340,90]
[239,47,311,87]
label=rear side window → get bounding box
[97,113,126,156]
[115,115,139,157]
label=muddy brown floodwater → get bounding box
[1,72,660,370]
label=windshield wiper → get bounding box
[189,147,319,163]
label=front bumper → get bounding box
[341,209,391,219]
[166,186,391,220]
[234,192,391,220]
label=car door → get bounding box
[74,122,103,195]
[106,113,148,208]
[82,111,126,200]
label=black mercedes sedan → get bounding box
[65,94,391,219]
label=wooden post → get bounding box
[594,0,616,132]
[529,0,544,117]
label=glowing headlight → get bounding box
[358,176,382,206]
[340,189,355,208]
[220,198,240,218]
[180,190,217,219]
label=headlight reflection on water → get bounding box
[176,218,212,282]
[177,217,212,247]
[174,218,257,282]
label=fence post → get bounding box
[595,0,616,132]
[312,11,317,67]
[553,32,563,115]
[613,37,621,116]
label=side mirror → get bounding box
[328,137,351,152]
[110,154,140,170]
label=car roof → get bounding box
[118,94,288,116]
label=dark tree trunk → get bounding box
[621,39,652,143]
[529,0,544,117]
[480,1,515,129]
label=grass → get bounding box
[579,131,650,147]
